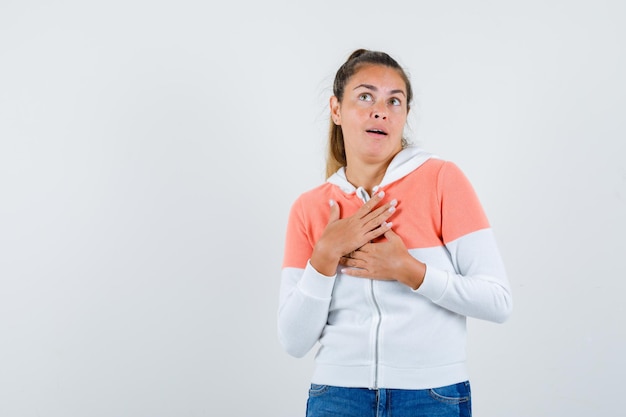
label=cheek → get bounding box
[341,109,366,126]
[392,112,408,125]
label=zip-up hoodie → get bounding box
[278,146,512,390]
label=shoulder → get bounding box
[399,158,463,184]
[435,160,475,190]
[290,182,336,210]
[406,157,479,203]
[419,158,463,175]
[410,158,472,189]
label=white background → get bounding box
[1,1,625,416]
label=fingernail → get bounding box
[329,199,335,207]
[390,199,397,206]
[385,221,393,228]
[388,206,396,213]
[377,191,385,198]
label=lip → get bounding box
[365,127,388,136]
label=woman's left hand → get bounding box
[340,229,426,290]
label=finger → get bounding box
[341,257,363,268]
[362,201,396,231]
[341,266,368,276]
[357,243,372,254]
[364,221,393,242]
[328,199,340,224]
[383,228,397,240]
[384,228,407,245]
[356,190,386,218]
[341,267,398,281]
[339,248,356,261]
[361,197,397,222]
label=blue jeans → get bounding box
[305,382,471,417]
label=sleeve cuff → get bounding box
[414,266,449,302]
[297,260,337,300]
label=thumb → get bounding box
[328,199,340,224]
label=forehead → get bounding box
[347,64,407,93]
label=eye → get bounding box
[358,93,373,102]
[389,97,402,106]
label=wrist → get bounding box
[310,243,341,277]
[399,255,426,290]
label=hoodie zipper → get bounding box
[370,279,382,389]
[355,186,382,389]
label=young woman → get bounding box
[278,49,512,417]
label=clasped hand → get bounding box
[310,191,423,289]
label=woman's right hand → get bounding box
[310,191,397,276]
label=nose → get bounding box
[372,102,387,120]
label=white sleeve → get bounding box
[277,261,336,357]
[416,228,513,323]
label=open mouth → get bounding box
[366,129,387,135]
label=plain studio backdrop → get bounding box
[1,1,624,416]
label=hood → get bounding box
[326,146,437,198]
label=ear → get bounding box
[330,96,341,125]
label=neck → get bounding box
[344,161,390,196]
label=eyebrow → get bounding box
[353,83,406,97]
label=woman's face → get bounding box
[331,64,408,167]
